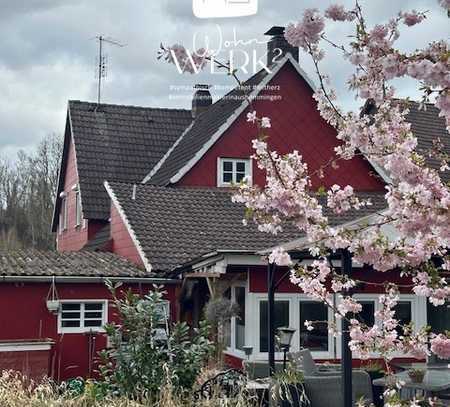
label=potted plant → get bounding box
[408,369,426,383]
[46,299,60,313]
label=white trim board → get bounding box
[141,121,195,184]
[104,181,153,272]
[0,341,53,352]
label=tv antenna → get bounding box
[93,35,125,104]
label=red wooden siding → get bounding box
[177,63,385,192]
[0,349,52,381]
[247,266,412,294]
[110,204,144,267]
[0,282,177,381]
[57,138,90,252]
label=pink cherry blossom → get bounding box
[268,247,292,266]
[324,4,355,22]
[247,111,257,123]
[261,117,271,128]
[439,0,450,11]
[430,334,450,359]
[400,10,426,26]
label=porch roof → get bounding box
[105,181,387,274]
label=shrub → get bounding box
[98,282,214,399]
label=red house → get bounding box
[1,27,448,379]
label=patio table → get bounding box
[373,369,450,395]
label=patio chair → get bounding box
[428,354,450,401]
[288,349,341,376]
[302,371,374,407]
[289,349,374,406]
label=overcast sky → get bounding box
[0,0,448,157]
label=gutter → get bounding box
[0,275,180,284]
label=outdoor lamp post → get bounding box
[242,345,253,360]
[277,327,296,369]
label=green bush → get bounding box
[98,282,214,399]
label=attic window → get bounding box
[218,158,251,187]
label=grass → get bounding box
[0,370,260,407]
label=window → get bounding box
[358,301,375,327]
[224,288,232,348]
[259,300,289,352]
[394,301,412,336]
[235,287,245,350]
[75,190,82,227]
[58,301,107,333]
[60,196,68,232]
[218,158,251,186]
[299,301,328,351]
[428,302,450,334]
[224,285,246,352]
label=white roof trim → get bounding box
[365,156,392,184]
[260,209,399,254]
[104,181,153,272]
[144,54,316,186]
[142,120,195,184]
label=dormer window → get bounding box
[218,158,251,187]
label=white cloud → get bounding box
[0,0,447,154]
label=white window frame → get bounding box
[75,190,82,227]
[60,195,68,233]
[244,292,426,362]
[58,300,108,334]
[246,293,334,361]
[217,158,252,187]
[337,294,427,358]
[298,298,334,359]
[224,283,247,358]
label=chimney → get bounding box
[264,26,299,66]
[192,84,212,118]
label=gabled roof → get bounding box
[363,99,450,183]
[144,54,316,186]
[52,101,192,229]
[0,249,158,279]
[404,101,450,183]
[105,181,387,274]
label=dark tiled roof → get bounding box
[0,250,156,278]
[53,101,193,228]
[403,101,450,183]
[107,182,387,274]
[83,223,111,251]
[147,68,271,186]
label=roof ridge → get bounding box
[68,100,191,113]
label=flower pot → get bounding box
[408,371,425,383]
[46,300,60,313]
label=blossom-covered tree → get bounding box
[161,2,450,405]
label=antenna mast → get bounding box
[95,35,125,104]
